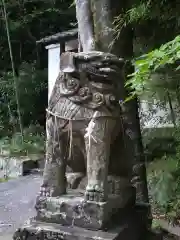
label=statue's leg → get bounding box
[84,117,117,202]
[40,116,68,197]
[66,131,86,189]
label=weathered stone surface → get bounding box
[0,155,41,178]
[12,50,149,240]
[13,220,121,240]
[41,50,134,206]
[35,189,135,230]
[13,205,147,240]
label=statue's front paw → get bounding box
[39,185,51,197]
[85,184,105,202]
[39,184,66,197]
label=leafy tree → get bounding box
[0,62,48,136]
[0,0,76,71]
[127,35,180,97]
[115,0,180,224]
[0,0,76,133]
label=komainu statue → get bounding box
[13,0,150,238]
[35,51,136,230]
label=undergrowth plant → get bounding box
[0,124,45,157]
[148,127,180,223]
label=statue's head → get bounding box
[60,51,125,83]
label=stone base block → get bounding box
[13,211,146,240]
[35,188,135,230]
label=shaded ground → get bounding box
[0,168,178,240]
[0,174,42,236]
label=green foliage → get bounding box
[114,0,179,48]
[0,62,47,136]
[0,0,76,71]
[0,125,45,157]
[148,157,175,207]
[152,219,161,229]
[0,0,75,136]
[0,177,10,183]
[142,128,176,159]
[113,0,180,103]
[127,35,180,97]
[114,0,179,26]
[148,127,180,222]
[114,1,150,29]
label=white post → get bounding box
[46,44,61,101]
[45,39,78,101]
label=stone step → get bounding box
[13,217,146,240]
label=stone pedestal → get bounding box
[12,184,150,240]
[35,189,135,230]
[13,204,148,240]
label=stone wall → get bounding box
[0,155,43,178]
[140,99,176,128]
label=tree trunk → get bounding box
[167,90,176,127]
[75,0,149,204]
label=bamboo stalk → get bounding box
[1,0,24,142]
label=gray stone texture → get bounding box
[35,189,135,230]
[13,204,149,240]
